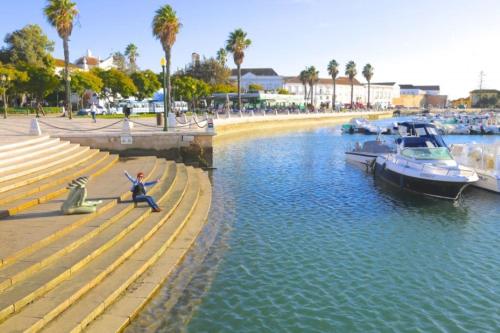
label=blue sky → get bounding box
[2,0,500,98]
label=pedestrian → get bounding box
[60,104,66,117]
[124,105,131,119]
[35,102,46,117]
[90,104,97,123]
[124,171,162,212]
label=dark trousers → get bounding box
[133,195,159,209]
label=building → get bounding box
[73,50,116,72]
[212,92,305,109]
[230,68,284,91]
[53,59,82,76]
[470,89,500,107]
[393,84,447,108]
[283,76,365,108]
[365,82,400,109]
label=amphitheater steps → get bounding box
[0,136,51,154]
[85,170,212,333]
[0,138,62,165]
[0,156,158,268]
[0,166,199,332]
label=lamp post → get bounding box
[1,74,9,119]
[160,57,168,131]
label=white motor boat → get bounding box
[374,136,478,200]
[451,143,500,193]
[345,139,395,166]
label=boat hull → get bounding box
[374,161,470,200]
[345,152,377,166]
[474,171,500,193]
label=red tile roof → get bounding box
[54,58,79,68]
[74,56,99,66]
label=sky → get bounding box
[2,0,500,99]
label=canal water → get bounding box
[127,121,499,333]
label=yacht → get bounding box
[373,135,478,200]
[345,138,395,166]
[451,143,500,193]
[342,118,389,135]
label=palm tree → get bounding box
[362,63,374,109]
[345,61,357,109]
[125,43,139,72]
[327,59,339,110]
[307,66,319,107]
[44,0,78,119]
[216,48,227,67]
[225,29,251,111]
[299,69,309,107]
[152,4,181,131]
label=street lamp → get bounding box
[1,74,9,119]
[160,57,168,131]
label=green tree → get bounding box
[225,28,251,110]
[22,65,59,103]
[1,24,55,68]
[362,63,374,109]
[180,57,231,85]
[44,0,78,119]
[327,59,339,109]
[248,83,264,92]
[112,52,127,71]
[210,83,237,94]
[307,66,319,106]
[277,88,289,95]
[130,70,161,100]
[216,48,227,67]
[93,68,137,102]
[299,69,309,104]
[172,75,210,110]
[345,61,357,108]
[124,43,139,72]
[0,63,28,118]
[70,71,103,108]
[152,4,182,131]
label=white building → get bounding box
[230,68,284,91]
[283,76,365,108]
[365,82,400,108]
[399,84,440,96]
[74,49,117,72]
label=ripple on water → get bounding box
[126,130,500,333]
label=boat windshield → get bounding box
[401,147,453,160]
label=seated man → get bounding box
[124,171,161,212]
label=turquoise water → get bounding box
[127,124,499,333]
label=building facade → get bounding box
[230,68,284,91]
[73,50,116,72]
[394,84,447,108]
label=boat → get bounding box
[373,135,478,200]
[451,143,500,193]
[345,138,395,166]
[341,118,389,135]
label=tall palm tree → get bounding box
[307,66,319,106]
[345,61,357,109]
[299,69,309,107]
[44,0,78,119]
[327,59,339,110]
[362,63,374,109]
[152,4,181,131]
[125,43,139,72]
[225,29,251,111]
[216,48,227,67]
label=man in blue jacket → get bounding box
[124,171,161,212]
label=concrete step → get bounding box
[0,160,174,295]
[0,153,118,218]
[85,170,212,333]
[0,150,107,206]
[0,156,158,269]
[0,165,194,332]
[0,147,104,195]
[0,144,88,183]
[0,138,62,166]
[0,136,51,153]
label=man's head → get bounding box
[137,172,145,181]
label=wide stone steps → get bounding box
[0,138,62,165]
[0,166,200,333]
[0,136,51,154]
[0,152,117,218]
[0,160,170,295]
[0,156,158,269]
[85,170,212,333]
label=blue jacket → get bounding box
[124,171,158,195]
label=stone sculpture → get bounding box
[61,177,102,214]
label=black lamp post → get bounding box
[161,57,168,131]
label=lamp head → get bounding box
[160,57,166,67]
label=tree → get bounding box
[22,65,59,103]
[362,63,374,109]
[124,44,139,72]
[225,28,251,110]
[44,0,78,119]
[248,83,264,92]
[345,61,357,109]
[180,57,230,85]
[0,63,28,118]
[70,71,103,108]
[327,59,339,109]
[307,66,319,106]
[299,69,309,105]
[216,48,227,67]
[277,88,289,95]
[1,24,55,68]
[93,68,137,103]
[172,75,210,110]
[112,52,127,71]
[210,83,237,94]
[130,70,161,100]
[152,4,182,131]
